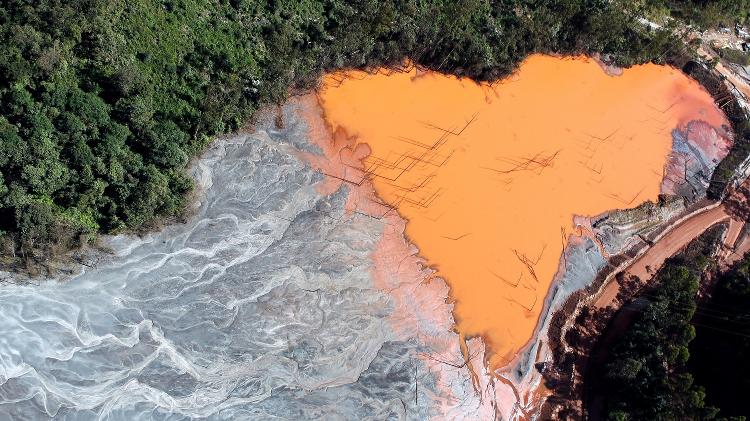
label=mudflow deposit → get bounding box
[0,55,732,419]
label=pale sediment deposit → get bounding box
[0,107,444,420]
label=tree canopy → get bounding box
[599,228,750,420]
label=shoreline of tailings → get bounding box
[313,54,729,367]
[300,54,731,417]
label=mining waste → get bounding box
[315,54,728,368]
[0,55,732,419]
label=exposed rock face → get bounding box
[662,120,733,199]
[590,197,687,257]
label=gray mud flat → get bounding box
[0,112,440,420]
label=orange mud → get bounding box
[315,54,728,369]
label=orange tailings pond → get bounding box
[313,54,727,369]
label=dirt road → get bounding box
[595,204,737,308]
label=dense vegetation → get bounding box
[1,0,687,268]
[646,0,749,28]
[598,226,750,420]
[689,252,750,419]
[600,228,722,420]
[719,48,750,66]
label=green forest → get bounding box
[599,228,750,420]
[647,0,748,28]
[0,0,746,268]
[689,253,750,419]
[599,228,721,420]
